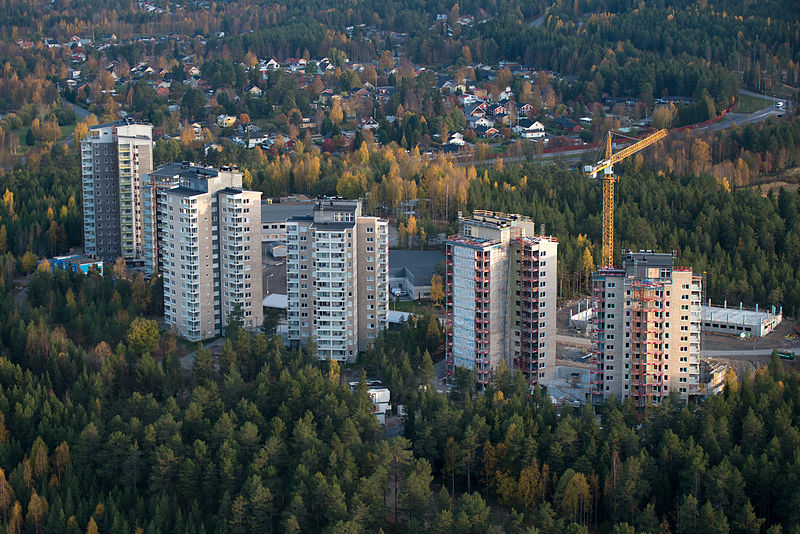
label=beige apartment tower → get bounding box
[590,251,703,406]
[162,166,263,341]
[445,211,558,387]
[81,119,153,262]
[285,199,388,362]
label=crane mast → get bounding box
[584,129,668,268]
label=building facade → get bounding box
[590,251,703,406]
[285,199,388,362]
[445,211,558,387]
[162,166,263,341]
[81,119,153,262]
[142,163,189,275]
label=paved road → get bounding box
[455,88,788,167]
[180,337,226,369]
[62,103,91,146]
[529,15,546,28]
[70,103,91,120]
[737,88,781,103]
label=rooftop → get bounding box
[702,305,782,327]
[446,235,501,249]
[389,249,445,280]
[261,202,316,223]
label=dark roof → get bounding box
[310,222,356,231]
[389,250,445,284]
[168,185,202,197]
[553,117,580,128]
[261,202,315,223]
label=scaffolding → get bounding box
[629,280,667,406]
[589,279,605,403]
[514,244,541,385]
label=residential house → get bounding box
[448,132,465,146]
[299,117,317,129]
[488,103,507,117]
[248,85,263,96]
[285,58,307,72]
[519,103,534,115]
[351,87,370,99]
[184,65,200,78]
[496,88,514,101]
[552,117,583,133]
[233,135,270,149]
[464,102,488,118]
[515,119,545,139]
[475,125,501,138]
[217,115,237,128]
[458,93,479,106]
[467,116,494,129]
[359,117,379,130]
[72,49,87,63]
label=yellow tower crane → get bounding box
[584,128,668,268]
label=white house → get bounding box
[515,119,545,138]
[468,116,494,129]
[448,132,465,146]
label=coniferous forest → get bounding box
[0,295,799,533]
[0,0,799,529]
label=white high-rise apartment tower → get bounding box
[80,119,153,262]
[162,165,263,341]
[285,199,388,362]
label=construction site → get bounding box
[547,129,800,407]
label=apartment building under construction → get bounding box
[590,251,703,405]
[445,211,558,387]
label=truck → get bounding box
[772,349,795,360]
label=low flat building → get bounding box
[349,380,391,424]
[702,301,782,338]
[47,255,104,275]
[388,250,445,299]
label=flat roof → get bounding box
[168,185,203,197]
[446,235,501,249]
[309,222,356,231]
[389,249,445,280]
[261,202,316,223]
[702,305,781,326]
[263,293,288,309]
[388,310,412,323]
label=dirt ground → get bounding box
[749,167,800,196]
[702,318,799,351]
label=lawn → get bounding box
[733,92,772,113]
[391,298,439,315]
[4,123,77,155]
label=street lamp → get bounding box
[265,273,275,295]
